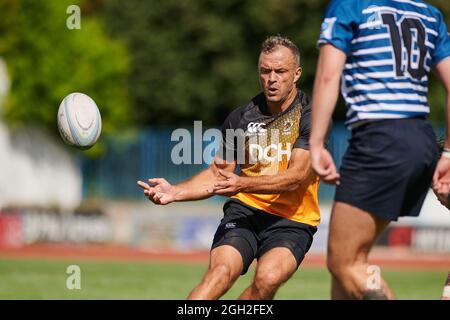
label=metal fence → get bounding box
[81,122,444,202]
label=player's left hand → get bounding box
[208,170,243,196]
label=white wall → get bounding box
[0,123,82,210]
[0,57,82,211]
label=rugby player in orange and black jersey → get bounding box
[219,89,319,223]
[138,36,320,300]
[212,88,320,275]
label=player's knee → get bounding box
[208,264,234,285]
[253,269,285,292]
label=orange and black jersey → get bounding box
[218,90,320,227]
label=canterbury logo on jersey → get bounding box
[247,122,267,134]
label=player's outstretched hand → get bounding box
[137,178,176,205]
[433,157,450,206]
[310,145,340,185]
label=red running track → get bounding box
[0,244,449,270]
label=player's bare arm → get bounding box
[211,148,312,195]
[433,58,450,198]
[137,157,236,204]
[309,44,346,184]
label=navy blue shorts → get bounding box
[211,199,316,275]
[335,118,439,221]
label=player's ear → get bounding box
[294,66,302,82]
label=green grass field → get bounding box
[0,258,446,300]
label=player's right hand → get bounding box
[310,145,340,185]
[433,157,450,204]
[137,178,176,205]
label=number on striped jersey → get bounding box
[381,13,427,80]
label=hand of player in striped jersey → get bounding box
[310,145,340,185]
[433,157,450,208]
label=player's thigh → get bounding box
[256,219,316,281]
[328,202,390,265]
[208,245,245,280]
[211,200,258,275]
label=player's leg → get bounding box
[239,217,316,300]
[331,276,351,300]
[327,202,393,300]
[238,247,297,300]
[329,118,439,299]
[189,200,258,300]
[188,245,243,300]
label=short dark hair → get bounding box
[260,35,300,66]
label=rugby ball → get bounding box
[57,92,102,149]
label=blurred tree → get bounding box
[104,0,326,125]
[0,0,448,131]
[0,0,130,141]
[427,0,450,123]
[104,0,449,126]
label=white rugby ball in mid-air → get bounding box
[57,92,102,150]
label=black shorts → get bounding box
[335,117,439,221]
[211,199,317,275]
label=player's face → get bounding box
[258,46,302,105]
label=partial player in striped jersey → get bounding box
[309,0,450,299]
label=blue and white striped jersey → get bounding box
[318,0,450,127]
